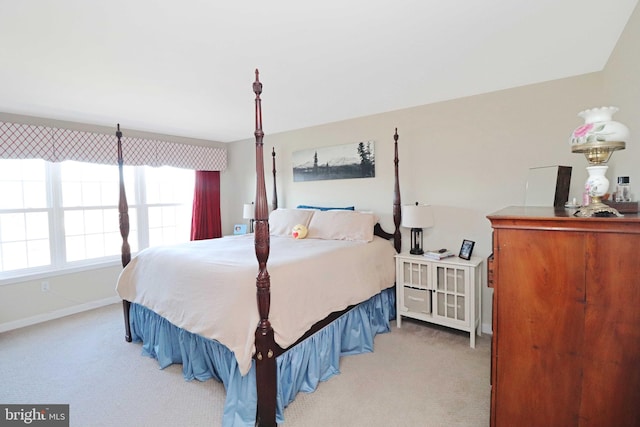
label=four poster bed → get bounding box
[115,70,403,427]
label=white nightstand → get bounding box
[395,252,483,348]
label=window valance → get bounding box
[0,121,227,171]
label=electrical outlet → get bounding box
[41,281,50,292]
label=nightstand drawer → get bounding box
[403,287,431,314]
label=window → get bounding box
[0,159,50,271]
[0,159,194,279]
[144,166,194,247]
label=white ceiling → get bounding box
[0,0,637,143]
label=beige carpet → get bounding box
[0,304,490,427]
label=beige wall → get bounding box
[223,3,639,333]
[603,1,640,183]
[0,266,122,332]
[2,3,638,331]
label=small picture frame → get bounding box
[233,224,247,235]
[459,239,475,260]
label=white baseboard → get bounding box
[0,296,121,333]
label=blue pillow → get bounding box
[296,205,355,211]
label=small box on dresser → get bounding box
[395,252,483,348]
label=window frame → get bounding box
[0,160,194,284]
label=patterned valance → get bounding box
[0,121,227,171]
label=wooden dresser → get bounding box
[487,206,640,427]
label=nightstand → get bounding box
[395,252,483,348]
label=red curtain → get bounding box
[190,170,222,240]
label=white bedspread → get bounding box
[116,234,396,375]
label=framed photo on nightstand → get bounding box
[233,224,247,235]
[459,239,475,260]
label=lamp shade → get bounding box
[243,203,254,220]
[401,204,434,229]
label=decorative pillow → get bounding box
[269,208,315,236]
[291,224,308,239]
[296,204,355,211]
[306,210,375,242]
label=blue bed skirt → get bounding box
[130,287,396,427]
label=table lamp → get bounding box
[402,203,434,255]
[243,202,255,233]
[569,106,629,217]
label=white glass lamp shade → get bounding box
[402,204,434,255]
[569,106,630,147]
[569,106,628,165]
[243,203,254,220]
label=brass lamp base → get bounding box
[574,198,623,218]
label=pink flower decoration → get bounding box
[573,123,594,138]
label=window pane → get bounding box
[85,234,105,259]
[145,166,194,204]
[62,182,83,207]
[27,239,50,267]
[81,182,102,206]
[84,210,104,234]
[0,159,25,180]
[0,182,23,209]
[148,228,164,248]
[0,159,45,181]
[0,159,47,209]
[1,241,28,271]
[64,210,85,236]
[104,208,119,233]
[25,212,49,240]
[145,166,194,249]
[22,181,47,208]
[61,161,136,207]
[162,206,177,226]
[104,232,122,257]
[148,207,163,228]
[102,183,119,206]
[66,235,86,262]
[1,213,26,242]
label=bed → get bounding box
[115,70,403,427]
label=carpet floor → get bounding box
[0,304,490,426]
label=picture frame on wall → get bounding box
[459,239,475,260]
[292,141,375,182]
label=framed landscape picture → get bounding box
[292,141,375,182]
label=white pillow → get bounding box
[355,210,380,224]
[269,208,315,236]
[306,210,375,242]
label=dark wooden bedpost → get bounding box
[252,70,277,427]
[393,128,402,253]
[117,124,133,342]
[272,147,278,211]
